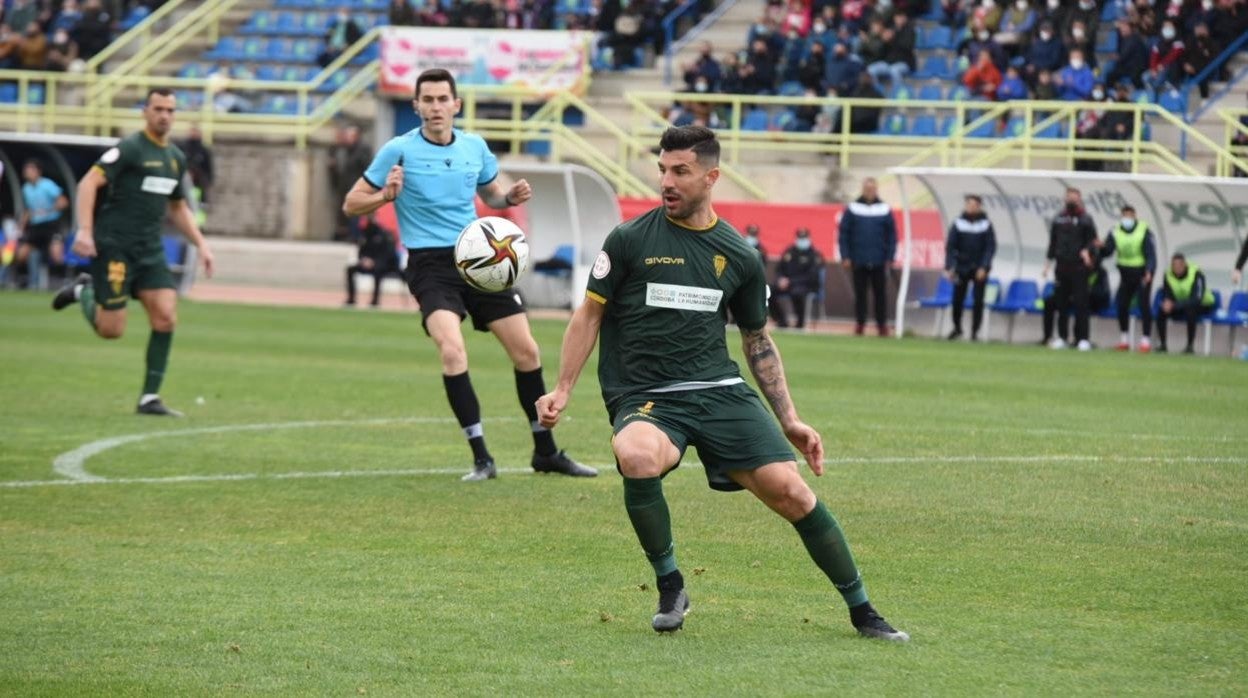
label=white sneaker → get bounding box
[1077,340,1093,352]
[1048,338,1067,350]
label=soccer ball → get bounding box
[454,216,530,293]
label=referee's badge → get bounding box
[713,254,727,278]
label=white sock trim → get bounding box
[139,393,160,405]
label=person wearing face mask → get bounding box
[996,0,1036,55]
[692,41,724,92]
[1096,205,1157,352]
[318,5,363,67]
[15,20,47,70]
[1157,254,1216,354]
[774,228,825,329]
[1064,19,1097,69]
[1037,0,1067,32]
[798,41,828,92]
[1105,20,1148,89]
[944,195,997,341]
[719,52,745,93]
[1055,48,1094,100]
[1042,187,1098,350]
[825,41,862,96]
[1024,20,1066,81]
[743,39,778,93]
[1062,0,1100,42]
[967,0,1003,33]
[838,178,897,336]
[44,27,78,71]
[966,19,1008,70]
[1182,23,1220,99]
[1147,20,1186,90]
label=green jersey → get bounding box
[93,131,188,252]
[586,207,769,410]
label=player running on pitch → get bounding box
[537,126,907,640]
[52,88,215,416]
[342,68,594,481]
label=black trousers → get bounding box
[774,287,814,328]
[1157,301,1215,350]
[1042,296,1070,342]
[950,270,987,335]
[346,260,397,305]
[1115,266,1152,337]
[852,265,888,329]
[1053,267,1091,343]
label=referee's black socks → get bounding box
[515,367,557,456]
[443,372,491,462]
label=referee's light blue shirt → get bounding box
[363,128,499,250]
[22,177,64,225]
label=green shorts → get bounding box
[90,243,176,310]
[609,381,796,492]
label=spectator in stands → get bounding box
[965,20,1007,71]
[782,0,810,36]
[1099,82,1137,141]
[1024,20,1065,83]
[774,227,824,329]
[742,38,777,93]
[839,177,896,336]
[5,0,38,35]
[1073,83,1109,170]
[944,194,997,341]
[1159,0,1185,26]
[1147,20,1185,90]
[328,123,372,241]
[1055,48,1094,100]
[840,0,870,33]
[1211,0,1248,49]
[941,0,968,28]
[1033,68,1057,99]
[964,48,1003,99]
[968,0,1002,32]
[1064,19,1096,70]
[826,41,861,96]
[798,41,827,92]
[744,223,767,260]
[997,64,1028,100]
[720,51,745,93]
[1157,253,1216,353]
[0,25,18,69]
[1105,19,1148,89]
[72,0,111,60]
[841,70,883,133]
[52,0,82,34]
[689,42,723,91]
[866,13,915,91]
[16,21,46,70]
[808,14,836,51]
[1062,0,1099,45]
[857,17,887,69]
[16,160,68,288]
[319,5,363,67]
[606,0,644,69]
[1186,0,1218,32]
[1128,0,1158,37]
[389,0,419,26]
[45,27,78,70]
[1183,22,1219,99]
[1036,0,1067,36]
[179,124,214,205]
[1043,187,1097,350]
[995,0,1036,57]
[344,214,400,308]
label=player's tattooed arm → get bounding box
[741,327,799,428]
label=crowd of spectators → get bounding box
[673,0,1248,134]
[0,0,156,71]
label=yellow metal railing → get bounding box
[83,0,192,73]
[1219,108,1248,177]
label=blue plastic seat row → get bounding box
[202,37,379,65]
[275,0,386,9]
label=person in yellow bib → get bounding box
[1097,205,1156,352]
[1157,253,1215,354]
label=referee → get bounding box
[343,68,595,481]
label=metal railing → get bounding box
[1219,108,1248,176]
[83,0,193,73]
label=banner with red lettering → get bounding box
[378,27,592,98]
[618,198,946,269]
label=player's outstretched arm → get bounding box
[740,326,825,475]
[168,199,214,278]
[536,297,605,429]
[72,166,107,258]
[477,177,532,209]
[343,168,402,217]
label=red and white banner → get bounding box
[378,27,592,98]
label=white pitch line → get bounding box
[0,466,541,489]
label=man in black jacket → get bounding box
[344,215,400,307]
[838,177,897,335]
[1043,187,1098,350]
[944,195,997,341]
[1233,236,1248,286]
[774,227,824,329]
[1104,20,1148,89]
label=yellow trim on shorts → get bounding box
[586,290,606,304]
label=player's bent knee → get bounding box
[613,439,669,479]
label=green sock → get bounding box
[623,476,677,576]
[793,501,869,608]
[78,285,96,329]
[143,331,173,395]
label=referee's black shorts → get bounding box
[404,246,525,334]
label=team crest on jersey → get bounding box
[444,158,452,168]
[713,254,727,278]
[108,261,126,294]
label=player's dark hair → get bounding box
[1172,253,1186,261]
[1066,186,1080,195]
[1121,205,1135,213]
[965,194,982,204]
[659,126,720,167]
[23,159,40,171]
[415,68,458,100]
[145,87,174,105]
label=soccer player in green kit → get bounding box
[52,88,215,416]
[536,126,907,640]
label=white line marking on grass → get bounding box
[0,467,540,488]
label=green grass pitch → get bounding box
[2,291,1246,695]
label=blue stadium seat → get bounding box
[889,84,914,101]
[938,115,959,135]
[239,37,268,60]
[203,37,246,60]
[966,278,1002,309]
[274,11,305,34]
[240,10,278,34]
[967,118,996,138]
[350,42,380,65]
[1035,121,1064,139]
[920,276,954,308]
[946,84,971,101]
[352,0,388,9]
[919,25,953,51]
[909,114,939,136]
[260,94,299,115]
[1005,116,1026,137]
[26,83,45,105]
[880,113,907,135]
[315,69,351,93]
[915,54,955,80]
[119,4,150,30]
[1131,88,1154,104]
[994,280,1040,313]
[178,62,211,79]
[0,83,17,103]
[1158,89,1187,115]
[917,83,944,101]
[1213,291,1248,351]
[772,108,798,131]
[742,108,769,131]
[291,39,322,63]
[778,81,804,97]
[256,65,282,81]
